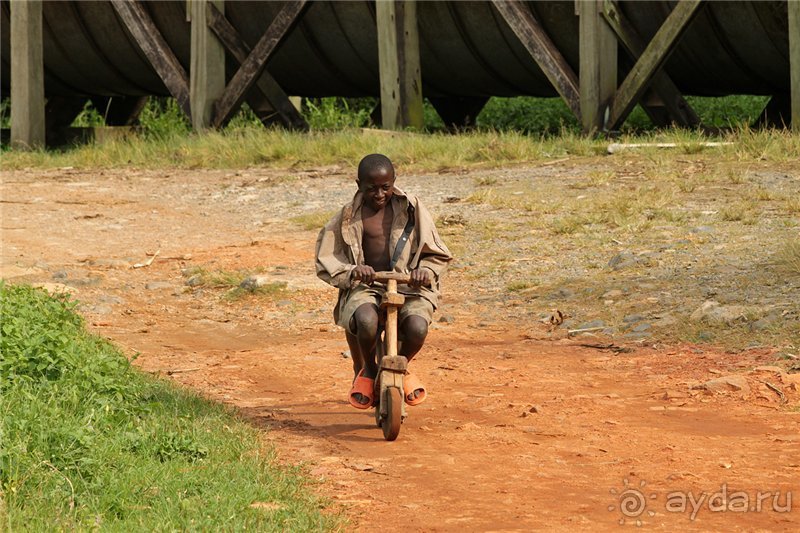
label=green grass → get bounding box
[0,282,338,531]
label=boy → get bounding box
[315,154,452,409]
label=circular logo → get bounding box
[608,478,657,526]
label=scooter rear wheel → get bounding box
[382,387,403,441]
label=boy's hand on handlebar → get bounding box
[351,265,376,284]
[409,268,431,288]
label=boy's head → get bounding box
[357,154,395,210]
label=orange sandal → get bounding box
[349,369,375,409]
[403,372,427,406]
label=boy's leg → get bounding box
[349,303,380,406]
[398,314,428,361]
[345,331,364,379]
[397,296,433,361]
[399,314,429,403]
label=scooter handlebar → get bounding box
[372,271,431,287]
[373,271,411,283]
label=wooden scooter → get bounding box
[372,272,413,441]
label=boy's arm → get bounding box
[315,211,356,289]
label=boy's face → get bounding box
[358,166,395,211]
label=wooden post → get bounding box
[189,0,225,131]
[10,0,45,150]
[111,0,192,118]
[206,2,308,130]
[578,0,617,133]
[789,0,800,132]
[211,0,307,129]
[385,279,399,357]
[602,0,698,128]
[491,0,580,119]
[606,0,703,129]
[376,0,424,130]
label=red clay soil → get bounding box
[2,168,798,531]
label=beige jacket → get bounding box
[315,186,452,321]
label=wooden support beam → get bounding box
[211,0,307,128]
[790,0,800,132]
[376,0,424,130]
[10,0,45,150]
[602,0,698,128]
[492,0,580,119]
[110,0,191,118]
[607,0,703,129]
[578,0,617,133]
[206,2,307,130]
[189,0,226,131]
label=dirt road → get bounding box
[2,166,798,531]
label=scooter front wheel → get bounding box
[381,387,403,441]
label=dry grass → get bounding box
[777,239,800,275]
[3,127,798,172]
[291,210,338,231]
[181,266,285,301]
[444,142,799,349]
[719,201,758,224]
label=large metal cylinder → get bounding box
[0,1,791,99]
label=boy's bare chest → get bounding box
[362,207,393,238]
[361,205,394,265]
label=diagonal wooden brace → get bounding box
[211,0,308,129]
[206,2,307,131]
[491,0,580,119]
[606,0,704,129]
[111,0,191,118]
[602,0,699,128]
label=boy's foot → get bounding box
[349,369,375,409]
[403,372,427,406]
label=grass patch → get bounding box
[182,266,288,301]
[550,216,584,235]
[506,280,539,293]
[785,196,800,215]
[224,281,288,302]
[183,266,247,289]
[475,176,498,187]
[777,239,800,275]
[291,210,338,231]
[0,282,338,530]
[719,201,758,224]
[3,122,799,172]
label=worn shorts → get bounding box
[338,284,434,335]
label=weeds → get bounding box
[0,283,336,530]
[304,97,372,130]
[719,201,758,224]
[506,280,539,292]
[475,176,498,187]
[777,239,800,275]
[182,266,287,301]
[224,281,287,302]
[291,210,338,231]
[785,196,800,215]
[183,266,246,289]
[550,216,583,235]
